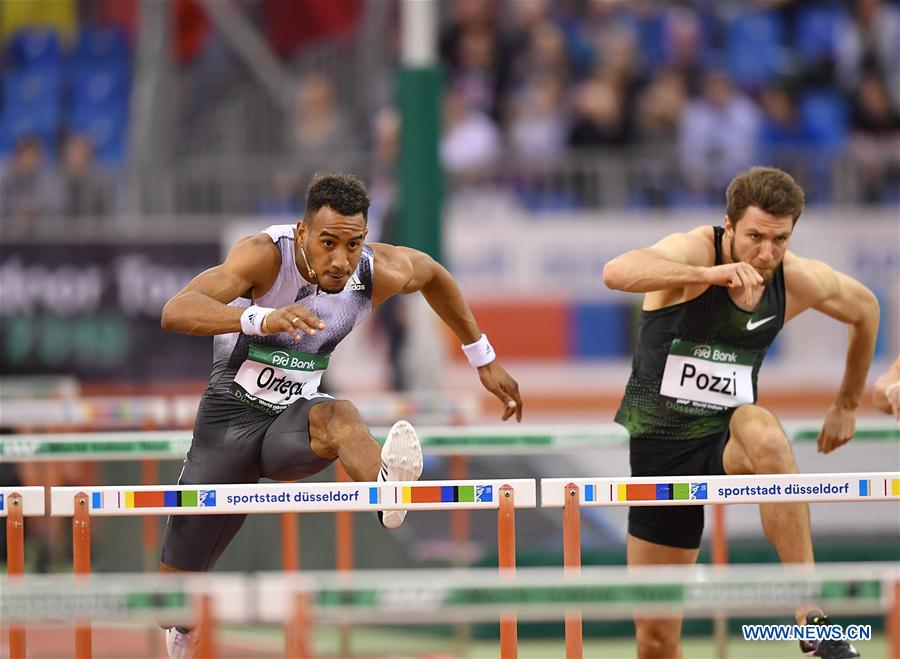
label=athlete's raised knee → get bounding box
[309,399,367,454]
[731,405,794,474]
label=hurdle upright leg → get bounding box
[889,578,900,659]
[140,460,160,571]
[73,492,92,659]
[712,504,728,659]
[563,483,583,659]
[335,464,353,657]
[7,493,26,659]
[195,594,217,659]
[286,592,313,658]
[497,484,518,659]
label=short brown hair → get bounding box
[305,172,369,223]
[725,167,805,225]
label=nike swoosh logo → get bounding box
[746,315,776,331]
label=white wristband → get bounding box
[240,305,275,336]
[462,333,496,368]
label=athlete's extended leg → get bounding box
[722,404,813,565]
[260,397,422,528]
[628,535,699,659]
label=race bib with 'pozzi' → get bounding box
[659,339,756,412]
[230,345,330,415]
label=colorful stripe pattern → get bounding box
[892,479,900,497]
[616,482,708,502]
[400,485,493,504]
[859,480,870,497]
[584,484,596,502]
[369,487,380,504]
[121,490,217,509]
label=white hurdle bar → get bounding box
[0,487,46,518]
[541,471,900,507]
[49,479,537,516]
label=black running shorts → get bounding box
[627,431,729,550]
[161,394,336,571]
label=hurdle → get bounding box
[0,487,45,659]
[47,478,536,659]
[541,471,900,658]
[8,419,896,575]
[2,562,897,658]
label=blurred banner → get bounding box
[0,240,219,382]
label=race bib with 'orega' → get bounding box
[659,339,756,412]
[230,344,330,415]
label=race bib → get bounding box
[659,339,756,412]
[230,345,330,415]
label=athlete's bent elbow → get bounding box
[160,300,180,332]
[602,259,627,291]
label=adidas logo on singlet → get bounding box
[346,272,366,292]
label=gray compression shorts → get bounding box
[161,394,336,571]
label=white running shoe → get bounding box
[165,626,198,658]
[378,419,423,529]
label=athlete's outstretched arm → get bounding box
[161,235,323,338]
[372,243,523,421]
[788,257,880,453]
[602,227,763,304]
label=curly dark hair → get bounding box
[304,172,369,223]
[726,167,805,226]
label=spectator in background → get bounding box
[0,136,60,231]
[368,108,408,391]
[678,71,761,201]
[289,72,359,188]
[257,171,301,216]
[568,75,629,148]
[440,0,509,120]
[60,134,113,219]
[661,5,707,96]
[508,74,568,162]
[510,19,571,89]
[440,84,502,178]
[633,69,689,206]
[836,0,900,109]
[850,72,900,203]
[757,86,815,184]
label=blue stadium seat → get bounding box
[795,4,843,64]
[74,26,129,66]
[800,90,847,148]
[726,9,786,89]
[71,65,130,112]
[0,70,62,148]
[7,29,63,69]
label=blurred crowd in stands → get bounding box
[1,0,899,228]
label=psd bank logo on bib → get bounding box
[268,351,318,370]
[691,344,737,363]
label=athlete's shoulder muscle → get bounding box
[649,225,716,267]
[190,233,280,302]
[370,242,413,305]
[784,252,872,323]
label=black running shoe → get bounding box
[799,610,860,658]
